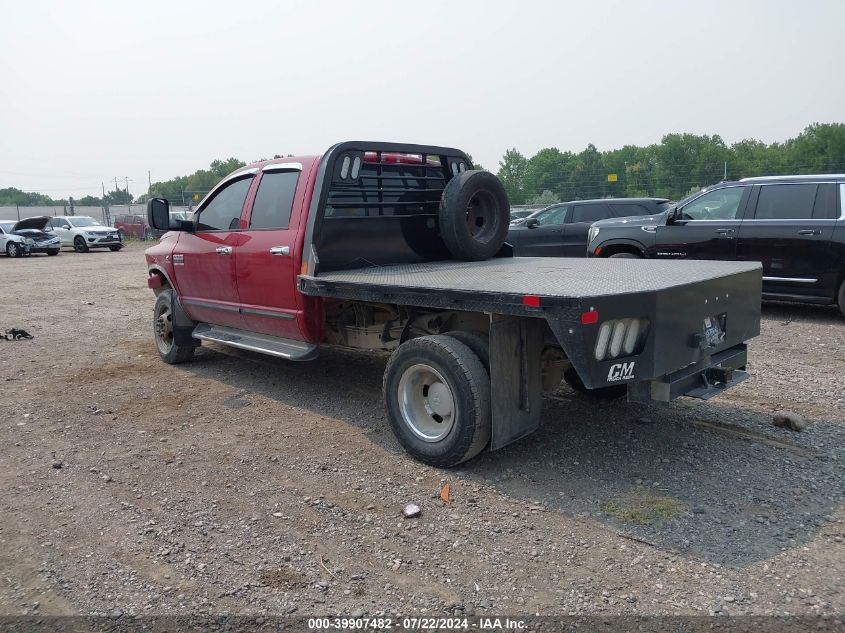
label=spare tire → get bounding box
[439,170,510,261]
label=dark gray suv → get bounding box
[507,198,671,257]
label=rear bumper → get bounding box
[626,344,749,402]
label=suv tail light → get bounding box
[594,318,650,361]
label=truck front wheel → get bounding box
[383,335,491,467]
[153,289,195,364]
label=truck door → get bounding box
[235,163,309,339]
[173,171,256,329]
[517,204,569,256]
[652,185,748,260]
[563,203,610,256]
[737,183,837,300]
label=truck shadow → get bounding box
[761,300,842,324]
[184,343,843,569]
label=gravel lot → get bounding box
[1,245,843,619]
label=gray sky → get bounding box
[1,0,843,199]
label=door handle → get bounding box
[270,246,290,256]
[215,246,233,255]
[715,228,735,235]
[797,229,820,236]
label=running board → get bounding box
[193,324,319,361]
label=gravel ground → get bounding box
[0,245,843,619]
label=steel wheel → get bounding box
[152,289,196,364]
[398,363,456,442]
[154,300,174,355]
[464,190,500,244]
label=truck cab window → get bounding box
[250,171,299,229]
[196,177,253,231]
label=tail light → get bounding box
[594,318,650,361]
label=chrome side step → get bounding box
[193,324,318,361]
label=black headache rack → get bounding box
[302,141,477,275]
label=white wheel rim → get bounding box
[397,364,455,442]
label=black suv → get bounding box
[507,198,670,257]
[587,175,845,315]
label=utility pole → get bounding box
[724,162,727,180]
[148,170,152,195]
[114,177,119,193]
[125,176,131,197]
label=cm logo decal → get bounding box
[607,362,635,382]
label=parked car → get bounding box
[113,214,154,240]
[506,198,671,257]
[143,141,761,467]
[0,217,61,257]
[587,174,845,315]
[50,216,123,253]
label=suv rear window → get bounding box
[609,203,653,218]
[754,184,817,220]
[571,204,610,223]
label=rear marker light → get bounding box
[581,310,599,325]
[523,295,541,308]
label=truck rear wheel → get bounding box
[445,330,489,371]
[153,289,195,364]
[383,335,491,467]
[439,170,510,261]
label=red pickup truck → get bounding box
[145,141,762,466]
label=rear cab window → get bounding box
[249,170,300,229]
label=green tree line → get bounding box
[497,123,845,205]
[3,125,843,207]
[0,187,135,207]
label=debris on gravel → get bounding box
[402,503,421,518]
[773,410,808,432]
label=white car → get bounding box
[51,216,123,253]
[0,217,61,257]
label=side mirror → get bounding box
[668,206,685,225]
[148,198,175,231]
[525,218,539,229]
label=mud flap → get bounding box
[489,315,544,450]
[171,292,201,348]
